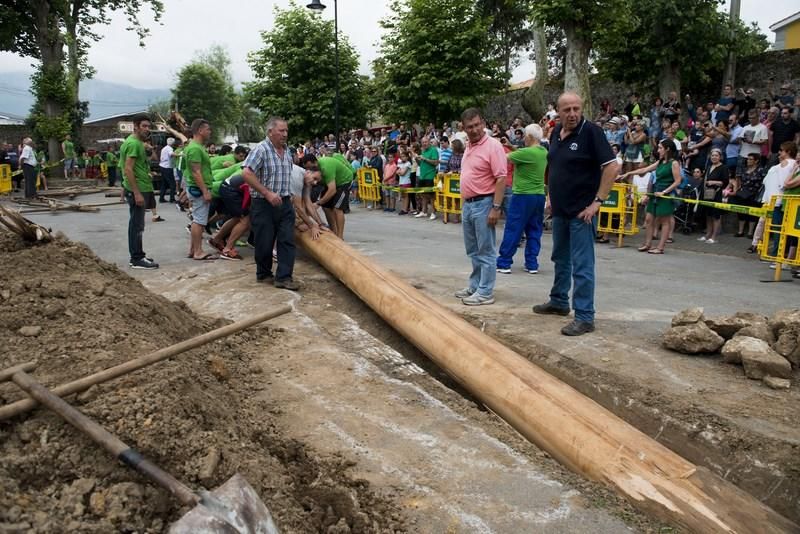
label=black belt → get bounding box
[463,193,493,203]
[254,195,292,201]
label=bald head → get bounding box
[557,92,583,132]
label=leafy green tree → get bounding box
[245,2,366,142]
[531,0,629,116]
[477,0,535,83]
[173,62,238,143]
[0,0,163,159]
[593,0,768,100]
[377,0,504,124]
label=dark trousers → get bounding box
[22,164,37,198]
[251,197,295,281]
[125,190,146,262]
[107,167,118,187]
[159,167,176,202]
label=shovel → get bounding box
[1,362,280,534]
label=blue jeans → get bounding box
[462,196,496,297]
[125,190,146,262]
[549,216,597,323]
[497,194,545,270]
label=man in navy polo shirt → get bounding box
[533,92,620,336]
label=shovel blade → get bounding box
[169,474,279,534]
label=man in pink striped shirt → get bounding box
[453,108,507,305]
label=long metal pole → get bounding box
[334,0,340,145]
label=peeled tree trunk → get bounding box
[563,21,592,118]
[296,230,798,533]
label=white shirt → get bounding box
[20,145,37,167]
[289,164,305,197]
[761,159,796,205]
[726,125,743,160]
[159,145,174,169]
[739,123,768,157]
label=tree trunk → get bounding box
[32,0,66,163]
[521,19,548,120]
[563,21,592,118]
[658,62,681,102]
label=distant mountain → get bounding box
[0,71,170,119]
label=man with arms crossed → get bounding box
[242,117,299,290]
[453,107,507,306]
[120,114,159,270]
[533,92,620,336]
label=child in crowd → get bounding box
[382,156,398,212]
[396,151,412,215]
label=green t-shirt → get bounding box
[210,154,236,171]
[63,140,75,158]
[419,147,439,181]
[106,151,118,168]
[507,145,547,195]
[120,135,153,193]
[184,140,213,188]
[319,156,353,187]
[212,161,243,181]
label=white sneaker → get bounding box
[454,287,475,298]
[496,267,511,274]
[462,293,495,306]
[429,213,436,220]
[769,263,778,270]
[697,236,707,242]
[524,268,539,274]
[706,238,716,244]
[414,212,426,218]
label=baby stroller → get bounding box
[674,168,701,234]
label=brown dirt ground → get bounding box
[0,231,405,533]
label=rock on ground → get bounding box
[721,336,772,365]
[671,307,705,327]
[734,323,776,345]
[764,376,791,390]
[705,316,751,340]
[769,309,800,336]
[772,326,800,368]
[662,322,725,355]
[741,348,793,380]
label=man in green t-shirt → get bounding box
[105,144,119,187]
[415,136,440,220]
[61,134,76,179]
[302,153,352,238]
[184,118,217,260]
[496,123,548,275]
[120,114,158,270]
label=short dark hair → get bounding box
[300,153,318,167]
[191,118,209,135]
[219,144,233,155]
[781,141,797,159]
[234,145,249,156]
[461,108,483,123]
[132,114,151,128]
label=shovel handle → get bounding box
[11,370,200,507]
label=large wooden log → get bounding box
[296,231,798,533]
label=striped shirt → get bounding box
[244,138,293,197]
[438,147,452,173]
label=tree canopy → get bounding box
[173,62,238,143]
[376,0,505,124]
[245,2,366,142]
[593,0,769,99]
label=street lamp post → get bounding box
[307,0,340,144]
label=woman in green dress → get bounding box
[621,139,682,254]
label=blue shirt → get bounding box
[438,147,452,173]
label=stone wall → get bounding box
[485,49,800,125]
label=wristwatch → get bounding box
[594,196,605,204]
[492,203,502,210]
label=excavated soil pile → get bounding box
[0,231,405,533]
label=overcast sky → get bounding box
[0,0,796,90]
